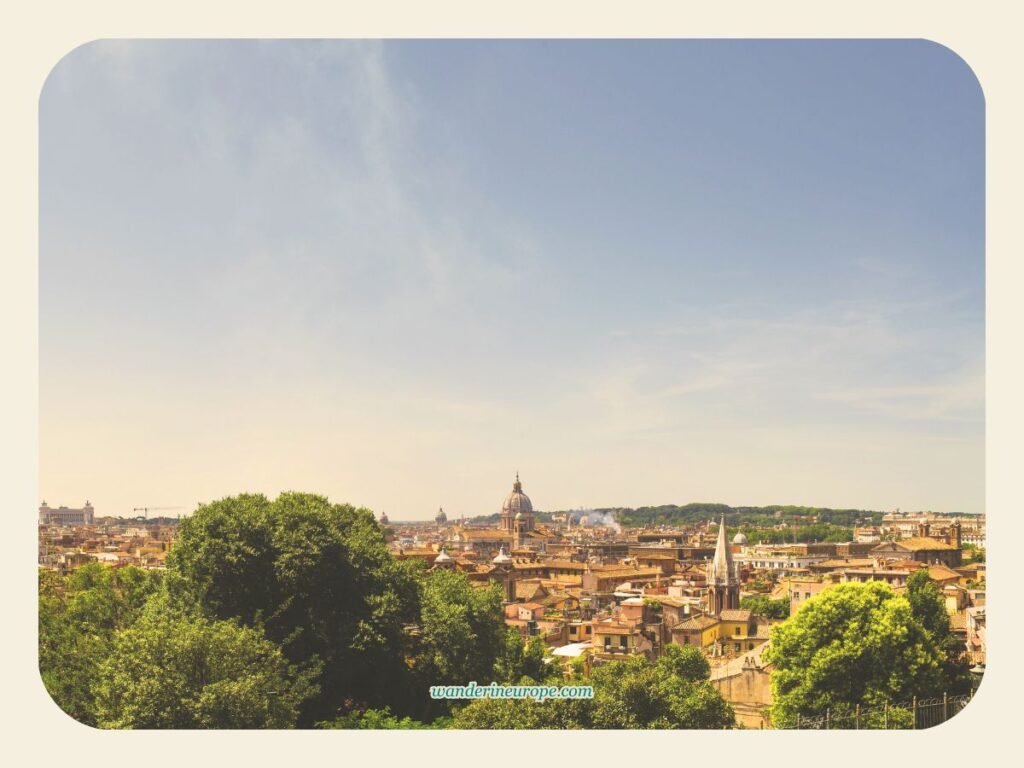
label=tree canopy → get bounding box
[94,603,319,728]
[764,581,957,727]
[452,646,733,730]
[165,492,421,724]
[906,570,972,696]
[739,594,790,620]
[39,563,162,726]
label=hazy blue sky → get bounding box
[39,40,984,519]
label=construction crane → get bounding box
[132,506,184,521]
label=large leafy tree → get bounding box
[38,564,162,725]
[739,594,790,619]
[495,629,553,684]
[166,492,420,724]
[453,649,734,729]
[655,644,711,682]
[412,569,505,718]
[765,581,948,727]
[93,603,319,729]
[906,570,972,695]
[318,707,450,730]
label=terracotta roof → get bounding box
[461,530,513,540]
[594,626,637,636]
[515,581,547,600]
[815,558,875,569]
[534,559,587,570]
[881,538,957,551]
[674,615,720,631]
[718,609,753,622]
[646,596,690,608]
[927,564,961,581]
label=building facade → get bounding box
[39,501,95,526]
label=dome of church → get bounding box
[492,545,511,565]
[732,532,748,545]
[502,473,532,515]
[515,510,524,521]
[435,507,448,524]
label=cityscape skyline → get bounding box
[39,40,984,519]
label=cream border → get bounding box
[2,2,1017,764]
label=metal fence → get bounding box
[781,691,975,730]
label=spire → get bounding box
[710,513,734,585]
[513,472,522,492]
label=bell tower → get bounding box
[707,514,740,615]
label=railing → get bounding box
[779,690,976,730]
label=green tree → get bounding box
[740,594,790,619]
[317,706,447,729]
[453,652,734,729]
[166,492,419,724]
[38,564,162,726]
[655,644,711,681]
[906,570,971,695]
[495,629,553,683]
[588,655,732,729]
[412,568,506,720]
[93,605,319,729]
[452,695,590,729]
[962,544,985,564]
[764,581,948,727]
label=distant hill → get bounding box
[458,504,985,529]
[539,503,884,529]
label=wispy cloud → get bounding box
[40,41,984,517]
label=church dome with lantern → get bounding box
[502,473,533,516]
[499,473,535,533]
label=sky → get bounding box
[39,40,984,519]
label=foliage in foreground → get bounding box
[452,645,733,730]
[765,579,969,728]
[165,492,422,724]
[94,600,320,728]
[39,563,161,726]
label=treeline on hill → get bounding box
[609,504,884,529]
[38,492,735,730]
[466,504,882,529]
[420,507,894,547]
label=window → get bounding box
[735,626,741,635]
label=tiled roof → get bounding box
[718,609,753,622]
[646,596,690,608]
[674,615,719,631]
[927,564,961,581]
[880,538,957,551]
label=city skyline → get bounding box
[39,40,984,519]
